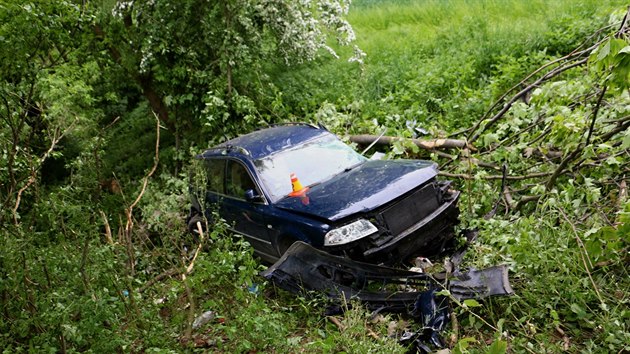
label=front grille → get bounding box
[379,182,440,236]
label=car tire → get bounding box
[187,214,206,236]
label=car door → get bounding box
[221,159,275,259]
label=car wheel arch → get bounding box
[274,229,311,256]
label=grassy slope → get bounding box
[272,0,630,352]
[2,1,627,353]
[276,0,626,131]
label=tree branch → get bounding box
[12,126,68,225]
[349,134,471,150]
[469,58,588,143]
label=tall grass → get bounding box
[273,0,626,131]
[269,2,630,352]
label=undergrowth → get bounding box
[1,1,628,353]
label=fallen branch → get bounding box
[350,134,502,170]
[438,171,551,181]
[327,316,346,331]
[469,58,588,143]
[349,134,472,151]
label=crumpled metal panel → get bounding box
[261,241,513,353]
[261,241,512,307]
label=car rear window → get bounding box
[205,159,226,194]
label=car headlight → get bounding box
[324,219,378,246]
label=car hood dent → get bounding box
[274,160,437,221]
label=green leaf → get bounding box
[463,299,482,308]
[453,337,477,354]
[435,289,451,297]
[483,133,499,147]
[596,39,611,62]
[488,339,508,354]
[570,303,588,319]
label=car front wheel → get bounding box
[187,214,206,236]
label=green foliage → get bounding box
[273,0,626,133]
[0,231,135,352]
[1,0,629,352]
[589,8,630,91]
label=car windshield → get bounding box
[254,134,366,202]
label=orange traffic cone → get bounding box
[288,173,309,197]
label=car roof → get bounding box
[203,124,330,160]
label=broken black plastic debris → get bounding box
[401,289,450,353]
[261,241,513,351]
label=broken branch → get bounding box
[349,134,472,151]
[438,171,551,180]
[13,126,68,225]
[138,267,179,293]
[469,58,588,143]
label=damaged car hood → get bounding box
[273,160,438,221]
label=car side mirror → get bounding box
[244,189,263,203]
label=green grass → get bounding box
[268,1,630,352]
[274,0,627,131]
[2,1,628,352]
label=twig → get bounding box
[99,210,113,245]
[437,151,500,170]
[327,316,346,331]
[585,85,608,146]
[545,81,608,191]
[123,112,161,274]
[182,221,205,341]
[12,126,68,225]
[186,222,205,274]
[469,58,588,143]
[124,112,161,234]
[484,164,508,219]
[614,6,630,38]
[359,129,387,155]
[182,271,195,341]
[138,267,180,293]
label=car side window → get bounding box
[226,160,257,200]
[205,159,226,194]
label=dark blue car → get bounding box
[188,124,460,265]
